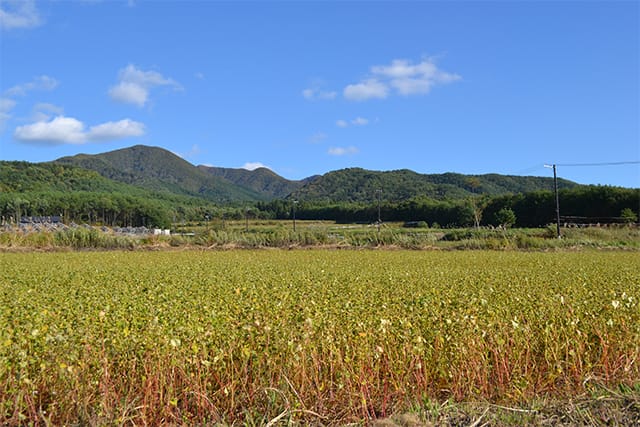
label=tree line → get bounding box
[258,186,639,228]
[1,186,637,229]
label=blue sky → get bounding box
[1,0,638,187]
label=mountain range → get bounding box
[4,144,580,203]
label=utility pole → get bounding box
[375,189,382,236]
[292,200,298,232]
[544,164,561,239]
[245,208,249,232]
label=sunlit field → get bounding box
[1,251,638,425]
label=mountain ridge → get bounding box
[55,145,267,202]
[48,144,585,203]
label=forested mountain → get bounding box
[55,145,266,202]
[1,145,637,229]
[1,161,133,194]
[50,145,583,204]
[0,161,222,226]
[288,168,579,202]
[197,165,309,199]
[51,145,584,205]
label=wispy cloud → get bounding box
[344,58,460,101]
[242,162,269,171]
[308,132,327,143]
[0,0,41,30]
[0,98,16,131]
[4,75,59,97]
[0,98,16,112]
[175,144,202,160]
[31,103,64,122]
[328,146,358,156]
[302,80,337,101]
[336,117,369,128]
[302,88,337,101]
[14,116,145,145]
[109,64,181,107]
[1,76,59,130]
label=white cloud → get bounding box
[0,0,41,30]
[14,115,145,145]
[109,82,148,107]
[377,59,461,95]
[87,119,145,141]
[109,64,181,107]
[328,146,358,156]
[4,75,59,97]
[119,64,178,87]
[343,79,388,101]
[344,58,460,101]
[14,116,86,144]
[242,162,269,171]
[302,87,337,101]
[336,119,348,128]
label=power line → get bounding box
[555,161,640,167]
[513,160,639,175]
[542,160,639,239]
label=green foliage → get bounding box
[493,207,517,228]
[620,208,638,223]
[403,220,429,228]
[198,165,304,199]
[482,186,640,227]
[288,167,578,203]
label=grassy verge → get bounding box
[375,385,640,426]
[1,222,638,251]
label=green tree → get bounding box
[494,207,516,228]
[620,208,638,224]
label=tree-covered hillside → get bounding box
[197,165,306,199]
[55,145,266,202]
[0,161,223,227]
[288,168,579,202]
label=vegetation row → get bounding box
[1,185,638,230]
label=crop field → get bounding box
[1,250,639,425]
